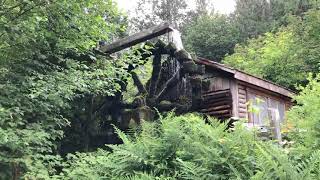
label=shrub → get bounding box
[33,113,320,179]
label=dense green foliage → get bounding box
[231,0,317,40]
[0,0,127,178]
[2,0,320,179]
[183,15,240,62]
[287,74,320,156]
[183,0,319,63]
[28,114,320,179]
[224,9,320,89]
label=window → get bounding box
[269,98,286,123]
[247,91,286,126]
[248,93,269,126]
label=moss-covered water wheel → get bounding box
[121,39,206,126]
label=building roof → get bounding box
[195,57,295,98]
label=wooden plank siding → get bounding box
[201,89,233,119]
[196,58,293,123]
[237,84,248,119]
[195,58,295,98]
[242,84,291,124]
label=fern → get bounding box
[43,113,320,179]
[297,150,320,179]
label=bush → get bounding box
[287,74,320,156]
[31,113,319,179]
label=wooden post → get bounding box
[268,108,282,142]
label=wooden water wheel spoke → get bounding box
[155,68,182,102]
[148,52,162,97]
[131,71,147,94]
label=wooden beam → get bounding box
[99,23,174,54]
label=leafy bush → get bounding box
[34,113,319,179]
[287,74,320,156]
[0,0,127,178]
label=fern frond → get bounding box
[299,150,320,179]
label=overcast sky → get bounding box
[116,0,236,15]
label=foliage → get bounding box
[287,74,320,156]
[30,113,320,179]
[0,0,127,178]
[2,0,320,179]
[224,29,305,89]
[130,0,189,31]
[224,8,320,89]
[184,14,241,62]
[231,0,319,40]
[130,0,214,31]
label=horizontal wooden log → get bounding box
[215,114,232,119]
[239,112,247,116]
[203,97,232,105]
[203,89,230,96]
[202,100,231,108]
[203,97,232,104]
[239,108,247,114]
[99,23,173,54]
[238,93,247,97]
[238,95,246,100]
[203,93,231,101]
[239,89,246,94]
[206,110,231,116]
[238,99,247,104]
[238,104,247,109]
[238,112,247,118]
[204,91,231,97]
[201,105,231,112]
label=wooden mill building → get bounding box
[196,57,294,126]
[98,23,294,128]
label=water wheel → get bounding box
[122,39,206,125]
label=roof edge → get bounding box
[195,57,296,98]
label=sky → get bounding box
[116,0,236,15]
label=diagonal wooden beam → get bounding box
[99,23,174,54]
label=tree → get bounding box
[224,9,320,90]
[0,0,127,178]
[231,0,274,40]
[183,14,241,62]
[231,0,319,40]
[130,0,189,31]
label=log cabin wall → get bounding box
[235,81,293,125]
[237,84,248,119]
[199,70,293,122]
[200,70,234,119]
[195,58,294,122]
